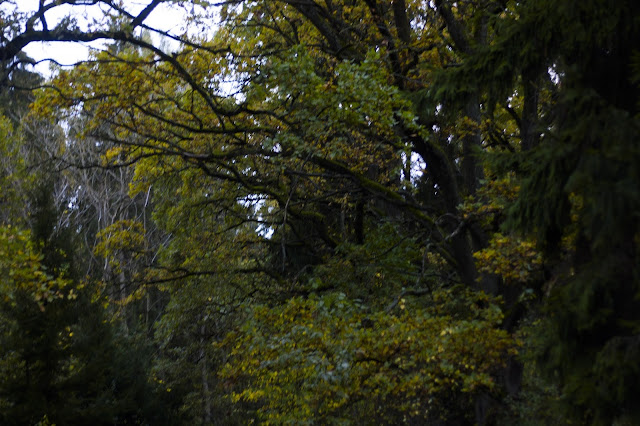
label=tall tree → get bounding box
[32,1,522,422]
[0,49,175,426]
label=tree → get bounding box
[29,0,512,291]
[0,47,174,426]
[0,225,175,425]
[493,1,640,423]
[28,0,532,423]
[434,0,640,422]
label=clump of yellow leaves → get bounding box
[0,226,70,311]
[218,289,516,424]
[94,220,147,276]
[474,234,543,284]
[460,174,543,285]
[460,173,520,225]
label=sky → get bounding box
[19,1,193,76]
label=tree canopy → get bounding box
[0,0,638,424]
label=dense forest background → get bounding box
[0,0,639,424]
